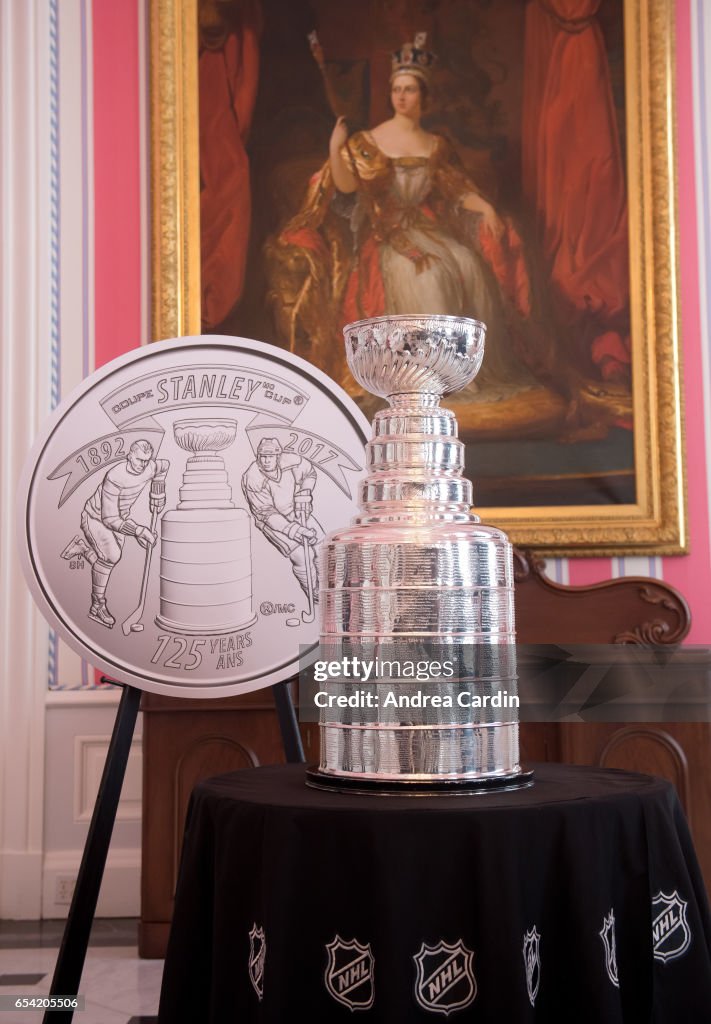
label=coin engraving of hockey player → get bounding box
[241,437,322,604]
[60,439,169,628]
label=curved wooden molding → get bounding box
[513,548,691,646]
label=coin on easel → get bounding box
[19,335,369,697]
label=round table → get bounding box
[158,763,711,1022]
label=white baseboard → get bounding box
[0,850,43,919]
[42,848,140,919]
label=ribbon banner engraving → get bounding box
[100,364,308,429]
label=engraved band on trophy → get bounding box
[306,315,532,792]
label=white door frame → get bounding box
[0,0,53,919]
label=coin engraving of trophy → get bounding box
[306,315,532,792]
[155,418,257,635]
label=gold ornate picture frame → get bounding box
[150,0,686,556]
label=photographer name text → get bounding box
[313,689,519,709]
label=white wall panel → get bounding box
[0,0,52,919]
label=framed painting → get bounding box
[150,0,687,555]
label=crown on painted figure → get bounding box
[390,32,437,85]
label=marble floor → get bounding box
[0,920,161,1024]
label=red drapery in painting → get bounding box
[521,0,629,381]
[199,19,259,329]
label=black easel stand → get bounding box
[44,678,304,1023]
[272,678,305,763]
[43,683,141,1024]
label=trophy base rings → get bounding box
[153,612,258,635]
[305,766,535,796]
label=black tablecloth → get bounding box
[158,763,711,1022]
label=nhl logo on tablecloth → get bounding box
[652,890,691,962]
[599,909,619,988]
[414,940,477,1015]
[248,923,266,1001]
[324,936,375,1010]
[522,926,541,1006]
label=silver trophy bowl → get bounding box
[307,315,531,793]
[173,419,238,454]
[344,314,486,398]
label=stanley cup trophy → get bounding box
[306,315,532,793]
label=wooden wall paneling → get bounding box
[518,725,561,765]
[559,722,711,892]
[139,686,295,958]
[513,551,711,892]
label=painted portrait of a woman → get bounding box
[199,0,633,506]
[270,33,548,419]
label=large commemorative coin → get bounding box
[19,336,369,697]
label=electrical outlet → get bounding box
[55,876,76,904]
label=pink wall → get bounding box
[92,0,142,368]
[661,0,711,641]
[567,1,711,645]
